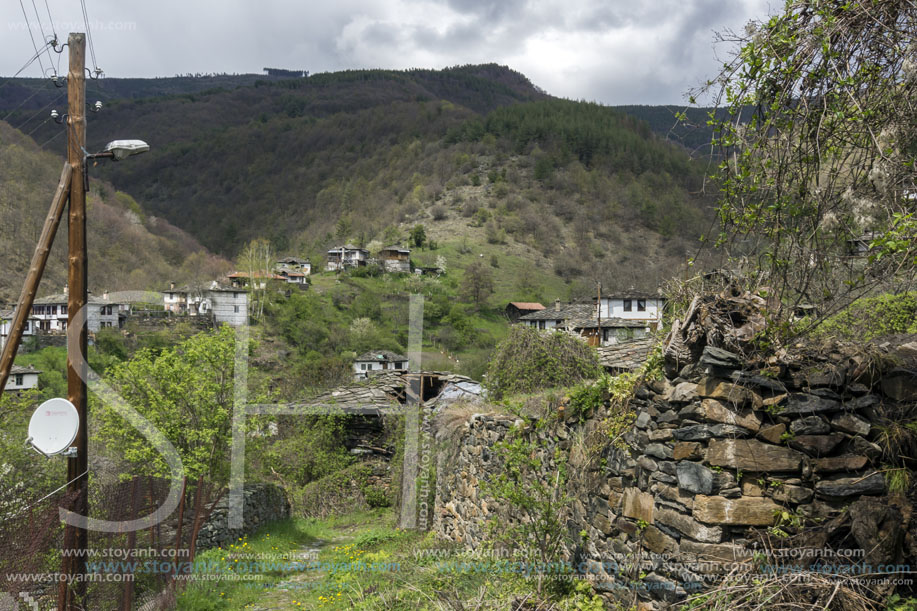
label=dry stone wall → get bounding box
[432,333,917,606]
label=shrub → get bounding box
[485,326,602,399]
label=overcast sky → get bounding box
[2,0,776,105]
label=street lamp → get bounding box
[83,139,150,190]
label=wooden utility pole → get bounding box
[59,32,88,611]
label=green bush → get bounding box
[485,326,601,399]
[814,292,917,341]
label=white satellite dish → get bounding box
[26,398,79,457]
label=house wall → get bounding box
[32,304,119,332]
[383,259,411,273]
[209,291,248,327]
[6,372,39,391]
[599,298,664,322]
[522,319,562,330]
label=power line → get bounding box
[79,0,100,76]
[18,0,47,78]
[38,125,66,149]
[29,0,57,76]
[41,0,58,45]
[11,90,64,132]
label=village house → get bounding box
[378,246,411,273]
[518,298,656,347]
[504,301,545,323]
[326,245,369,271]
[5,364,41,392]
[353,350,409,381]
[0,310,37,352]
[275,257,312,275]
[30,291,123,333]
[162,283,212,316]
[207,286,249,327]
[597,291,666,331]
[227,271,283,290]
[274,257,311,286]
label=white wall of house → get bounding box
[353,359,408,380]
[522,319,562,330]
[599,298,665,323]
[208,290,248,327]
[163,291,186,313]
[31,302,119,332]
[6,370,39,391]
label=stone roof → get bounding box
[34,293,114,305]
[355,350,408,363]
[570,317,648,330]
[596,337,655,371]
[277,257,310,264]
[519,303,594,322]
[302,370,479,412]
[10,364,41,375]
[327,245,368,253]
[380,246,410,253]
[0,310,13,319]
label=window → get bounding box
[637,299,646,312]
[623,299,632,312]
[361,363,368,371]
[51,306,57,315]
[538,320,546,330]
[233,306,240,313]
[61,305,67,315]
[14,375,23,386]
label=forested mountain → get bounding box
[0,120,229,303]
[4,64,717,294]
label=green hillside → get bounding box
[7,64,715,296]
[0,120,229,303]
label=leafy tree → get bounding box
[409,224,427,249]
[460,261,495,307]
[485,326,601,399]
[238,237,274,321]
[699,0,917,322]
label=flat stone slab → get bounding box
[655,506,723,543]
[693,495,780,526]
[702,398,762,432]
[782,393,842,415]
[815,472,886,498]
[621,487,654,524]
[813,455,869,473]
[696,378,763,409]
[706,438,805,472]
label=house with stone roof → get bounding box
[0,309,38,352]
[6,364,41,392]
[518,299,656,347]
[326,245,370,272]
[31,290,122,333]
[353,350,409,381]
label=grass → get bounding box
[174,507,603,610]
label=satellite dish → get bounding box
[27,398,79,457]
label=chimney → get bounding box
[170,281,175,291]
[554,299,561,312]
[102,291,110,300]
[63,285,68,296]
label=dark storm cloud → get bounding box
[0,0,773,104]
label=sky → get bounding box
[1,0,776,105]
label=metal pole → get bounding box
[59,32,88,611]
[0,163,71,391]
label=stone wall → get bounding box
[432,330,916,606]
[196,483,290,551]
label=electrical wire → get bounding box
[41,0,58,45]
[0,469,89,526]
[79,0,100,76]
[18,0,47,78]
[11,90,64,131]
[38,126,65,149]
[0,81,47,123]
[29,0,57,77]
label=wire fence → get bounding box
[0,476,212,610]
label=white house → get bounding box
[326,245,370,271]
[31,292,122,333]
[162,283,211,315]
[207,287,248,327]
[0,310,37,352]
[6,364,41,392]
[598,292,666,330]
[518,299,654,347]
[353,350,409,380]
